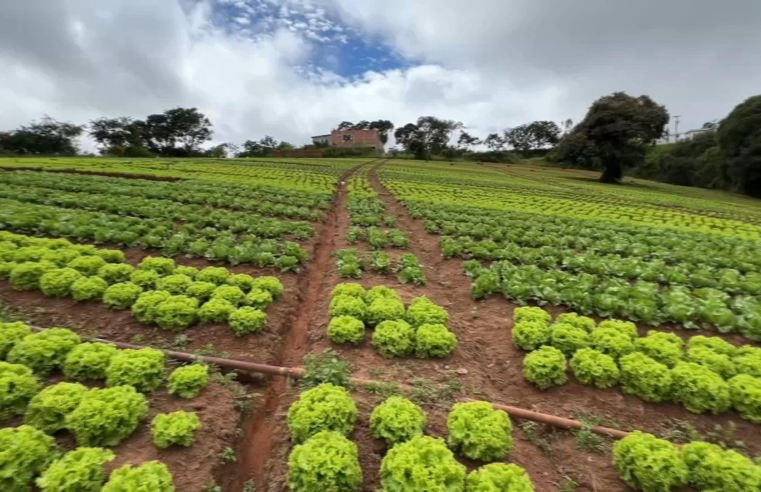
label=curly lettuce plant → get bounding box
[613,431,687,492]
[225,273,254,291]
[210,285,246,306]
[329,295,367,320]
[229,307,267,336]
[555,312,595,332]
[447,401,512,462]
[196,266,229,285]
[138,256,175,276]
[174,265,199,279]
[155,273,193,295]
[735,347,761,378]
[287,431,362,491]
[589,327,635,360]
[406,296,449,328]
[549,323,590,356]
[151,410,201,448]
[634,331,684,368]
[0,425,60,492]
[513,306,551,325]
[106,348,165,393]
[380,436,466,491]
[0,321,31,359]
[512,321,552,351]
[330,282,366,300]
[370,396,426,446]
[24,382,88,434]
[596,319,638,340]
[11,261,56,291]
[0,362,41,420]
[185,280,217,301]
[40,268,83,297]
[129,269,159,290]
[7,328,81,376]
[327,316,366,344]
[67,256,107,276]
[366,298,406,327]
[619,352,673,403]
[671,362,730,414]
[570,348,620,389]
[372,320,415,358]
[97,263,135,285]
[523,346,567,390]
[63,342,119,381]
[102,282,143,309]
[364,285,401,304]
[728,374,761,423]
[245,288,273,310]
[685,346,736,379]
[102,461,174,492]
[415,323,457,358]
[687,335,736,356]
[71,276,108,302]
[153,295,199,331]
[167,364,209,399]
[466,463,534,492]
[66,386,149,447]
[36,447,115,492]
[682,441,761,492]
[286,383,357,443]
[251,276,284,299]
[131,290,171,324]
[198,298,235,323]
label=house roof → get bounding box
[311,134,331,138]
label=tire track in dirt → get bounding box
[232,163,366,491]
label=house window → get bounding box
[342,134,353,142]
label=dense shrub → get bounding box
[198,298,235,323]
[0,362,41,419]
[129,269,160,290]
[415,323,457,358]
[286,383,357,443]
[227,273,255,291]
[448,401,512,462]
[67,256,107,276]
[619,353,673,402]
[613,431,687,492]
[7,328,81,376]
[167,364,209,399]
[671,362,730,414]
[330,283,365,299]
[685,346,736,379]
[185,280,217,301]
[466,463,534,492]
[11,261,56,290]
[153,295,199,331]
[634,331,684,368]
[549,323,590,355]
[196,266,229,285]
[523,346,568,390]
[106,348,165,393]
[589,327,635,360]
[370,396,426,446]
[71,276,108,302]
[138,256,175,276]
[596,319,638,339]
[24,382,88,434]
[63,342,118,381]
[329,295,367,320]
[570,348,620,389]
[682,441,761,492]
[246,288,273,309]
[155,274,193,295]
[366,298,406,326]
[252,276,284,299]
[102,461,174,492]
[102,282,143,309]
[151,410,201,448]
[287,431,362,491]
[174,265,199,279]
[406,296,449,327]
[229,307,267,336]
[512,321,552,351]
[0,425,60,492]
[97,263,135,285]
[36,447,115,492]
[513,306,551,325]
[131,290,171,324]
[66,386,149,447]
[372,320,415,358]
[0,321,31,359]
[327,316,365,344]
[555,312,595,332]
[728,374,761,423]
[364,285,401,304]
[380,436,466,491]
[40,268,83,297]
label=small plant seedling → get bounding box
[220,447,237,464]
[573,425,606,454]
[301,349,352,389]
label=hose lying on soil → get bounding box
[30,326,628,440]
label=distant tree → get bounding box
[393,117,462,160]
[554,92,669,183]
[457,131,481,150]
[204,143,229,158]
[504,121,561,153]
[563,118,574,135]
[353,120,370,130]
[140,107,212,156]
[0,116,83,155]
[717,95,761,197]
[336,121,355,131]
[369,120,394,145]
[483,133,505,151]
[238,135,280,157]
[277,141,294,150]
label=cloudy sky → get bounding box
[1,0,760,150]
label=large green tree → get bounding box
[393,116,462,159]
[140,107,212,156]
[504,121,561,153]
[0,117,83,155]
[717,95,761,197]
[555,92,669,182]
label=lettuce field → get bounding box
[2,156,761,491]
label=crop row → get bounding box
[0,232,284,335]
[512,307,761,425]
[346,174,410,249]
[335,250,425,285]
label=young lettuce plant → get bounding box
[167,364,209,399]
[447,401,513,462]
[0,425,60,492]
[682,441,761,491]
[151,411,201,449]
[287,431,362,491]
[0,362,41,419]
[466,463,534,492]
[613,432,687,492]
[415,324,457,358]
[327,316,366,345]
[570,348,620,389]
[106,348,165,393]
[286,383,357,443]
[102,461,174,492]
[7,328,81,376]
[66,386,149,447]
[36,447,115,492]
[380,436,466,491]
[370,396,426,446]
[523,346,568,390]
[24,382,89,434]
[372,320,415,358]
[63,342,119,381]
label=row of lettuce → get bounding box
[1,321,215,491]
[326,283,456,358]
[0,232,284,335]
[346,173,410,249]
[335,249,426,284]
[512,307,761,424]
[285,383,761,491]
